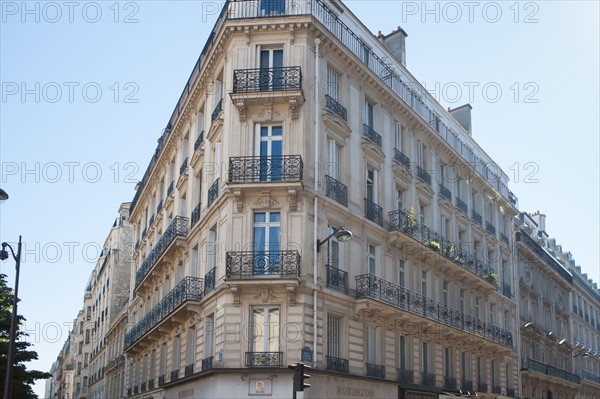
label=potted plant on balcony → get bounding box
[404,206,416,231]
[444,242,455,256]
[426,240,441,251]
[486,272,499,286]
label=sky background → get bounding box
[0,1,598,397]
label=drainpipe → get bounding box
[313,37,321,370]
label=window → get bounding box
[475,297,481,319]
[249,307,280,353]
[444,347,453,377]
[367,244,377,275]
[443,281,449,306]
[440,215,448,239]
[398,260,405,288]
[207,225,217,272]
[462,352,469,381]
[160,343,167,377]
[205,314,214,358]
[417,140,425,168]
[327,139,340,181]
[439,162,447,186]
[477,356,484,385]
[255,124,283,181]
[254,212,281,272]
[419,203,427,225]
[367,326,379,364]
[191,245,199,278]
[395,186,404,211]
[150,350,156,381]
[326,225,340,268]
[394,121,403,151]
[421,271,427,297]
[365,100,374,128]
[456,177,462,200]
[398,335,407,370]
[327,66,340,101]
[172,335,181,372]
[260,0,285,16]
[259,48,284,90]
[366,167,378,203]
[187,326,196,365]
[422,342,430,373]
[490,303,495,324]
[361,41,370,66]
[460,289,465,313]
[327,314,340,358]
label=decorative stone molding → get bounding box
[254,286,276,303]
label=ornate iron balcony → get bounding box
[149,214,155,228]
[507,388,516,397]
[416,165,431,185]
[486,222,496,236]
[326,356,349,373]
[503,283,512,299]
[492,385,501,394]
[167,180,175,197]
[148,379,154,390]
[226,250,300,279]
[462,380,473,392]
[156,199,163,214]
[202,356,213,371]
[444,376,457,390]
[478,382,488,393]
[456,197,468,214]
[211,99,223,122]
[364,198,383,226]
[158,375,165,387]
[366,363,385,378]
[207,178,219,208]
[397,369,414,384]
[191,202,201,227]
[134,385,139,395]
[500,232,509,245]
[522,358,580,384]
[363,124,382,147]
[355,273,513,347]
[246,352,282,367]
[581,370,600,384]
[141,382,146,392]
[194,131,204,151]
[125,276,203,348]
[326,264,348,294]
[394,148,410,168]
[135,216,189,288]
[171,369,179,382]
[127,388,132,397]
[422,373,436,387]
[439,183,451,201]
[204,267,216,293]
[180,157,189,176]
[233,66,302,93]
[472,210,482,225]
[228,155,303,183]
[325,175,348,207]
[325,94,347,120]
[185,364,194,377]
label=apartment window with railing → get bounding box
[327,66,340,102]
[394,121,404,152]
[489,303,495,324]
[327,225,340,268]
[367,325,380,365]
[398,260,405,288]
[398,335,408,371]
[421,271,428,297]
[205,314,214,359]
[443,281,449,307]
[367,244,377,275]
[395,186,405,211]
[327,314,341,358]
[249,307,280,354]
[327,139,341,181]
[365,100,374,129]
[419,203,427,225]
[187,326,196,367]
[440,215,449,239]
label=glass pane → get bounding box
[267,308,280,351]
[251,308,264,352]
[254,213,266,223]
[269,212,280,222]
[271,126,283,136]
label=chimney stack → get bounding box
[449,104,473,136]
[378,26,408,66]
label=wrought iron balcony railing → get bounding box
[202,356,213,371]
[158,375,165,386]
[486,222,496,236]
[365,198,383,226]
[507,388,516,397]
[180,157,189,176]
[135,216,189,287]
[355,274,512,347]
[171,369,179,382]
[204,267,216,293]
[416,165,431,185]
[422,373,436,387]
[444,376,457,390]
[366,363,385,378]
[492,385,501,394]
[389,209,495,283]
[462,380,473,392]
[228,155,303,183]
[326,264,348,294]
[397,369,414,384]
[226,250,300,279]
[500,232,509,245]
[326,356,349,373]
[167,180,175,197]
[472,210,482,225]
[207,178,219,208]
[581,370,600,384]
[363,124,382,147]
[439,183,451,201]
[141,382,146,392]
[325,94,347,120]
[522,358,580,384]
[148,379,154,390]
[211,99,223,122]
[125,276,203,348]
[191,202,201,227]
[233,66,302,93]
[185,364,194,377]
[156,199,163,214]
[194,131,204,151]
[393,148,410,168]
[478,382,488,393]
[325,175,348,206]
[246,352,283,367]
[503,283,512,299]
[456,197,468,214]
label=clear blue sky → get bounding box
[0,1,598,397]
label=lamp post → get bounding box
[316,227,353,252]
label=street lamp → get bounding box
[316,227,353,252]
[0,188,8,202]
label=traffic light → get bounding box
[288,362,311,393]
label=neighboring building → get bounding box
[123,1,520,398]
[72,283,93,399]
[516,211,600,399]
[104,303,129,399]
[53,334,76,399]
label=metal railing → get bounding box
[486,222,496,236]
[478,382,488,392]
[389,208,495,283]
[204,267,216,293]
[422,373,436,387]
[202,356,213,371]
[135,216,189,287]
[246,352,283,367]
[158,375,165,386]
[180,157,189,176]
[364,198,383,226]
[581,370,600,384]
[171,369,179,382]
[326,356,349,373]
[194,131,204,151]
[472,210,482,225]
[363,124,382,147]
[226,250,300,279]
[393,148,410,168]
[492,385,501,394]
[326,265,348,294]
[397,369,414,384]
[325,175,348,206]
[207,178,219,208]
[185,364,194,377]
[228,155,303,183]
[456,197,468,213]
[233,66,302,93]
[503,283,512,299]
[500,232,509,245]
[462,380,473,392]
[156,199,163,214]
[366,363,385,378]
[416,165,431,185]
[522,358,580,384]
[191,202,201,227]
[439,184,451,201]
[167,180,175,197]
[211,99,223,121]
[125,276,203,348]
[444,376,457,390]
[507,388,516,397]
[355,274,512,347]
[325,94,347,120]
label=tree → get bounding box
[0,273,51,399]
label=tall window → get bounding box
[327,314,340,358]
[422,342,430,373]
[461,352,469,381]
[443,281,449,306]
[259,48,283,90]
[460,289,465,313]
[394,121,404,151]
[207,225,217,272]
[255,125,283,181]
[398,335,407,371]
[475,297,481,319]
[366,167,378,203]
[191,245,199,278]
[419,203,427,225]
[477,356,484,385]
[327,139,340,181]
[187,326,196,366]
[249,307,280,353]
[253,212,281,272]
[398,260,405,288]
[421,271,428,297]
[395,186,404,210]
[327,225,340,268]
[417,140,425,168]
[365,100,374,128]
[172,335,181,373]
[149,350,156,382]
[205,314,214,358]
[444,347,453,377]
[367,326,379,364]
[440,215,448,239]
[367,244,377,274]
[327,66,340,101]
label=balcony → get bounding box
[325,175,348,207]
[502,282,512,299]
[397,369,414,384]
[325,94,347,121]
[246,352,283,367]
[202,356,213,371]
[211,99,223,122]
[366,363,385,378]
[158,375,165,387]
[326,356,349,373]
[416,166,431,185]
[228,155,303,183]
[521,358,580,384]
[500,232,509,245]
[156,199,163,214]
[478,382,488,393]
[148,379,154,390]
[456,197,468,214]
[581,370,600,384]
[393,148,410,169]
[422,373,436,387]
[171,369,179,382]
[492,385,501,394]
[167,180,175,197]
[185,364,194,377]
[233,66,302,93]
[194,131,204,151]
[462,380,473,392]
[204,267,216,293]
[207,178,219,208]
[507,388,516,397]
[326,265,348,294]
[355,274,513,347]
[125,277,204,348]
[472,210,482,225]
[226,250,300,279]
[439,184,451,201]
[135,216,189,288]
[364,198,383,226]
[389,209,495,285]
[363,124,382,147]
[179,157,189,176]
[485,222,496,236]
[191,202,201,227]
[141,382,146,392]
[444,376,457,390]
